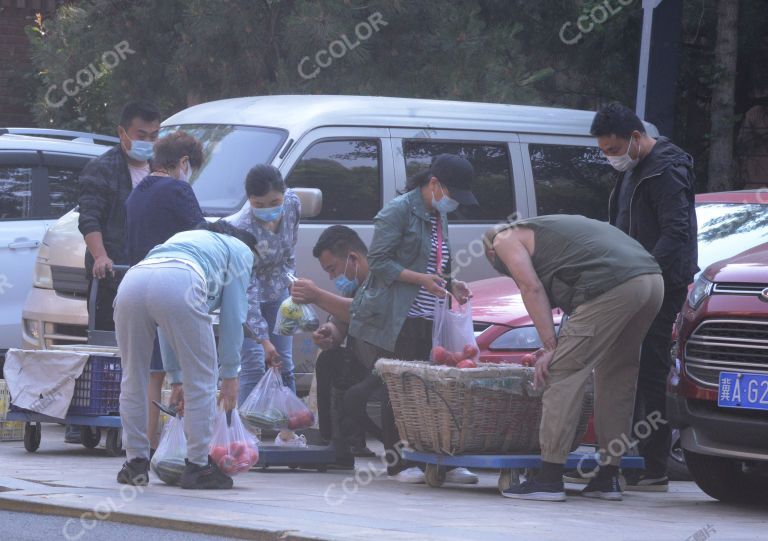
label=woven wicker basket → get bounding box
[377,359,594,455]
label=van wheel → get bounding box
[684,450,767,503]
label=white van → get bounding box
[22,95,659,392]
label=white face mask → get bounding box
[607,136,640,172]
[178,160,192,183]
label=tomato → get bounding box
[218,454,236,473]
[521,353,536,367]
[457,359,477,369]
[230,442,247,458]
[211,445,228,463]
[431,346,449,364]
[463,345,479,360]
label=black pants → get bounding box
[316,347,379,443]
[634,286,688,476]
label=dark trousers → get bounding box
[86,275,120,331]
[316,347,379,443]
[634,286,688,475]
[371,317,434,474]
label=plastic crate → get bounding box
[68,356,122,416]
[0,379,10,420]
[0,420,24,441]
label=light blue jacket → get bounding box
[145,230,254,382]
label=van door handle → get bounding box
[8,239,40,249]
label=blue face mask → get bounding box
[125,139,154,162]
[252,205,284,222]
[432,183,459,215]
[334,255,359,296]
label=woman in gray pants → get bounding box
[115,221,258,490]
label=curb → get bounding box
[0,494,328,541]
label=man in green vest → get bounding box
[485,214,663,502]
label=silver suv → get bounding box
[0,128,113,360]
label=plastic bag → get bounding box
[274,297,320,335]
[430,295,480,367]
[150,415,188,485]
[239,366,315,431]
[209,409,260,476]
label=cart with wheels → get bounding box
[402,448,645,490]
[5,267,128,456]
[255,444,337,472]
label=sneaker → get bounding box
[445,467,479,485]
[180,458,233,490]
[390,467,425,484]
[501,479,566,502]
[274,431,308,448]
[624,471,669,492]
[563,467,598,484]
[582,474,623,501]
[351,444,376,458]
[117,458,150,486]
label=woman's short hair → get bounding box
[153,131,203,170]
[245,164,286,197]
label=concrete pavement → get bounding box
[0,424,766,541]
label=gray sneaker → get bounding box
[180,458,233,490]
[624,472,669,492]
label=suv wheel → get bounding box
[684,449,768,503]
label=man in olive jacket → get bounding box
[591,103,699,492]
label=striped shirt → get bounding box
[408,214,450,319]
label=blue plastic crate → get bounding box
[68,356,122,416]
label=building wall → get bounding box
[0,0,62,126]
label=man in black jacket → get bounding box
[589,103,698,492]
[78,101,161,330]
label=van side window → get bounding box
[402,141,514,222]
[529,144,615,220]
[286,139,381,221]
[0,166,33,220]
[47,167,81,219]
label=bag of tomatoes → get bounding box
[209,408,260,477]
[239,366,315,432]
[430,294,481,369]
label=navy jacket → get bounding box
[608,137,699,289]
[125,175,205,265]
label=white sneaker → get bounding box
[445,467,479,485]
[390,467,425,484]
[274,431,307,448]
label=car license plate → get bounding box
[718,372,768,411]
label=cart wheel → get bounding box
[498,469,521,493]
[24,422,41,452]
[80,426,102,449]
[424,464,446,488]
[105,429,123,457]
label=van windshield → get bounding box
[159,124,287,215]
[696,202,768,275]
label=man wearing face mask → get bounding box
[78,101,162,330]
[589,102,698,492]
[291,226,378,462]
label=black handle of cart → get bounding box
[86,264,130,347]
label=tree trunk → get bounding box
[707,0,739,192]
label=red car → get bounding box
[667,195,768,502]
[470,190,768,480]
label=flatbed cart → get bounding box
[255,444,338,472]
[401,448,645,490]
[7,266,129,456]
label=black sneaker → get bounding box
[582,474,623,501]
[624,471,669,492]
[562,467,598,484]
[180,457,233,490]
[117,458,150,486]
[501,479,566,502]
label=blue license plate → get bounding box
[718,372,768,411]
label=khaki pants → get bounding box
[540,273,664,465]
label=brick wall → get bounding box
[0,0,62,127]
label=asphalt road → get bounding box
[0,509,237,541]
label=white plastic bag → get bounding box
[151,415,187,485]
[430,295,479,367]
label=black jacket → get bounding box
[608,137,699,289]
[77,145,133,274]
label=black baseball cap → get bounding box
[429,154,478,206]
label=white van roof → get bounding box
[163,95,659,138]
